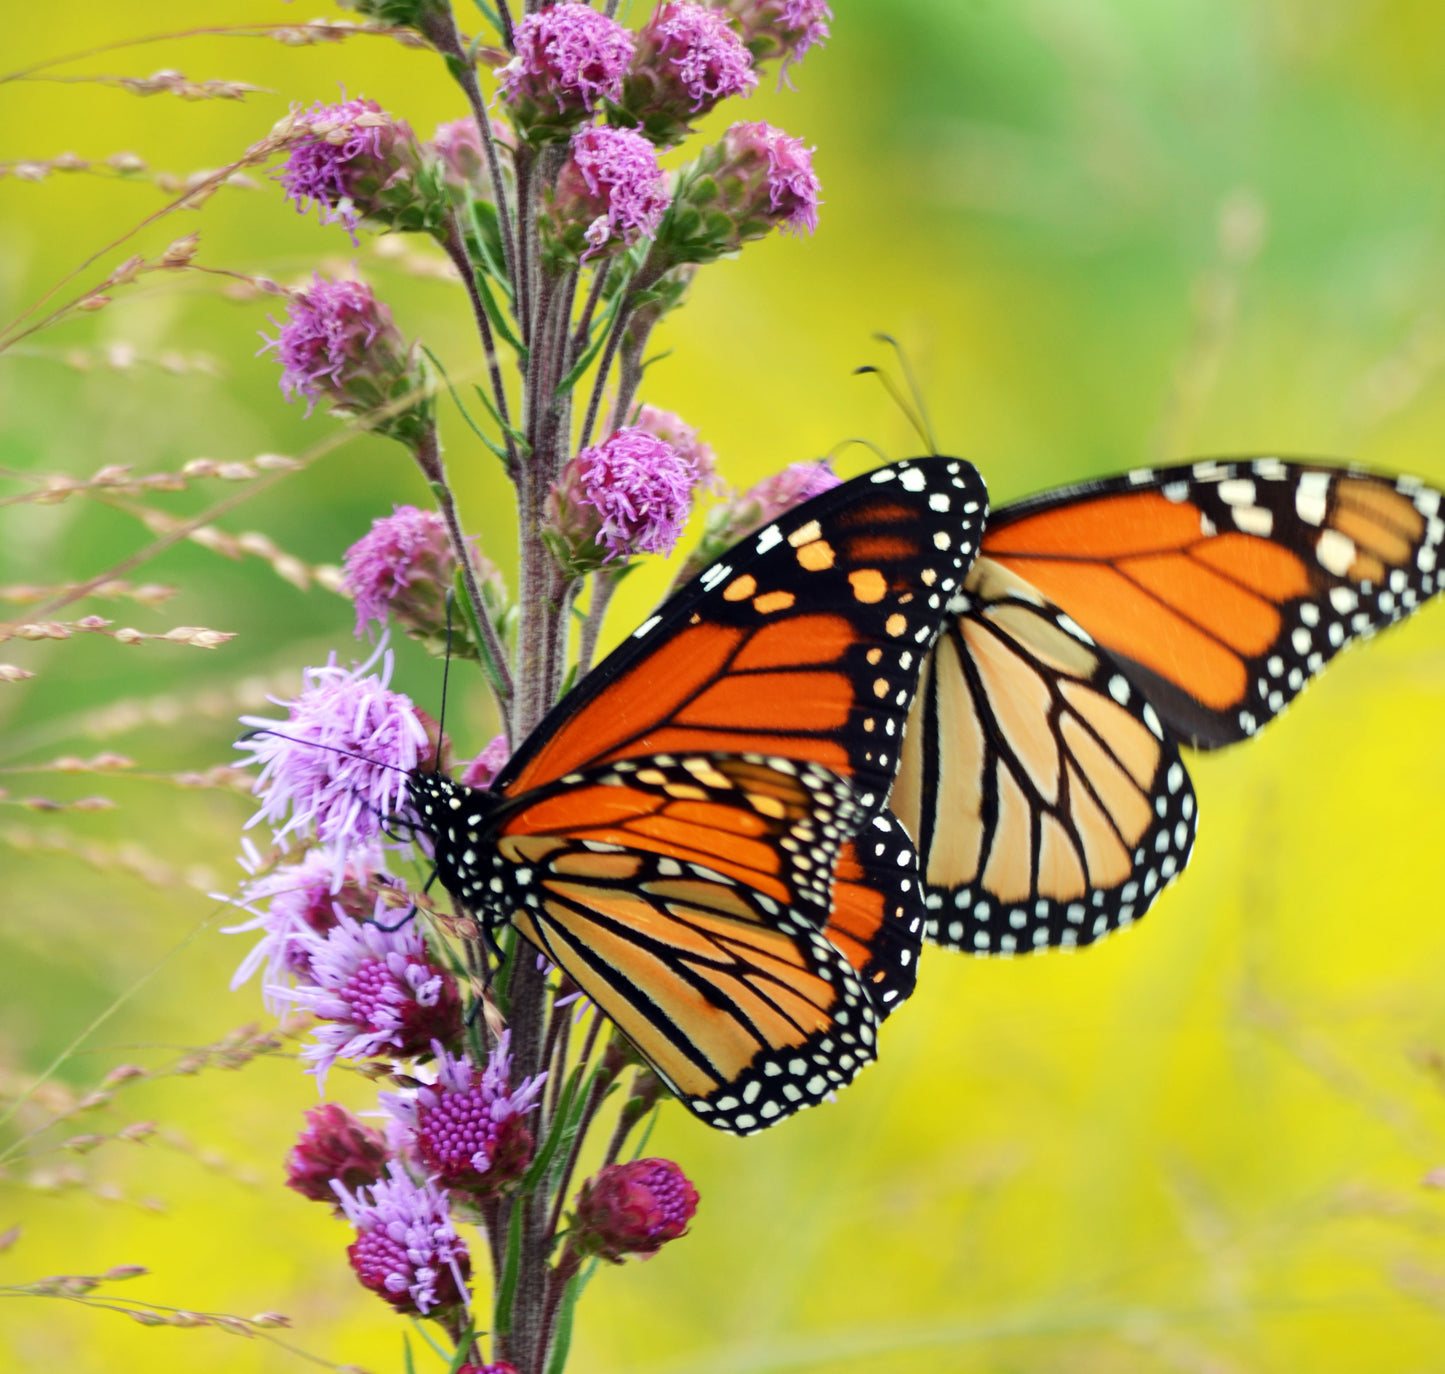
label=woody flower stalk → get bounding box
[227,2,831,1370]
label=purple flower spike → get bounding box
[222,845,393,1005]
[237,639,429,862]
[498,3,635,142]
[620,3,757,144]
[278,97,432,239]
[462,735,511,790]
[280,914,461,1085]
[548,427,699,572]
[573,1157,699,1262]
[335,1167,471,1315]
[287,1103,392,1205]
[545,126,670,266]
[381,1034,545,1193]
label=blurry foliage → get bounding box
[3,1,1445,1370]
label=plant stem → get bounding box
[411,426,515,729]
[442,214,520,474]
[422,5,517,287]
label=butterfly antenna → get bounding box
[875,334,939,455]
[828,436,893,467]
[237,728,410,775]
[435,591,455,776]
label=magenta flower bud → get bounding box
[277,98,445,239]
[336,1167,470,1315]
[458,1364,518,1374]
[345,505,454,638]
[280,915,462,1085]
[714,0,832,76]
[237,640,429,862]
[672,459,839,586]
[542,126,670,269]
[497,3,635,144]
[427,116,513,196]
[546,426,699,574]
[286,1103,391,1205]
[573,1157,698,1262]
[658,120,821,265]
[380,1035,544,1194]
[618,3,758,146]
[461,735,511,790]
[259,275,432,447]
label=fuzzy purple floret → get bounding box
[633,404,720,497]
[461,734,511,790]
[221,845,393,1006]
[260,275,392,416]
[499,3,635,112]
[728,121,821,234]
[237,639,428,863]
[575,427,699,559]
[779,0,832,68]
[381,1034,544,1188]
[648,3,758,110]
[278,915,454,1086]
[335,1167,470,1315]
[566,126,670,256]
[344,505,450,636]
[280,97,391,236]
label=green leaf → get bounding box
[467,199,510,292]
[471,0,504,29]
[452,567,508,702]
[474,269,528,363]
[492,1198,526,1337]
[446,1325,480,1374]
[557,660,579,698]
[421,346,509,467]
[403,1333,418,1374]
[409,1320,450,1364]
[471,384,530,454]
[629,1102,663,1160]
[555,270,633,398]
[544,1266,594,1374]
[522,1063,584,1192]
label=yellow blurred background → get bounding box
[5,2,1445,1370]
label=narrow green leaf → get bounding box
[409,1320,449,1363]
[522,1063,584,1192]
[544,1269,588,1374]
[403,1333,418,1374]
[629,1102,663,1161]
[471,0,504,29]
[421,346,508,467]
[554,279,630,398]
[446,1325,480,1374]
[470,384,530,453]
[492,1198,526,1337]
[557,660,579,698]
[452,567,507,703]
[467,199,510,292]
[474,270,528,362]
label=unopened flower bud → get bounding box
[458,1364,519,1374]
[659,120,821,266]
[572,1157,698,1262]
[286,1103,392,1205]
[102,1265,148,1281]
[616,3,758,147]
[497,3,635,145]
[714,0,831,76]
[260,275,433,448]
[541,126,669,270]
[279,97,446,240]
[546,426,699,575]
[427,117,511,196]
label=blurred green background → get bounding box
[5,1,1445,1370]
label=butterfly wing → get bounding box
[891,557,1197,954]
[471,754,879,1135]
[493,457,989,818]
[981,459,1445,748]
[824,815,925,1016]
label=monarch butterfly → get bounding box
[892,458,1445,956]
[409,456,988,1134]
